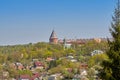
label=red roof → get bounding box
[31,73,40,80]
[18,73,40,80]
[20,75,30,79]
[34,61,44,67]
[80,63,88,69]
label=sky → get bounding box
[0,0,116,45]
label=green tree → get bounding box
[100,0,120,80]
[18,70,32,76]
[88,54,108,67]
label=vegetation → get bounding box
[0,39,108,79]
[100,0,120,80]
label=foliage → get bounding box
[100,1,120,80]
[75,40,108,56]
[88,54,108,67]
[0,38,109,79]
[48,58,80,79]
[18,70,32,76]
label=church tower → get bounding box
[49,30,58,44]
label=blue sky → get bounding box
[0,0,116,45]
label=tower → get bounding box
[63,38,67,49]
[49,30,58,44]
[63,38,71,49]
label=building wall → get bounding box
[49,38,58,44]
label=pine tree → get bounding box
[100,0,120,80]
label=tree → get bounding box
[100,0,120,80]
[88,54,108,67]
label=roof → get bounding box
[18,73,40,80]
[49,30,58,39]
[34,61,44,66]
[91,50,104,56]
[19,75,30,79]
[31,73,40,80]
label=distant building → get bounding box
[34,61,44,69]
[49,30,58,44]
[59,38,108,45]
[58,39,86,45]
[49,30,109,45]
[17,73,40,80]
[91,50,104,56]
[93,38,101,43]
[63,38,72,49]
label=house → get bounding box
[18,75,30,80]
[48,76,57,80]
[34,61,44,69]
[9,63,17,69]
[32,59,39,62]
[67,56,74,59]
[31,73,40,80]
[15,62,24,70]
[74,74,81,79]
[80,70,87,76]
[80,63,88,69]
[0,71,9,80]
[91,50,104,56]
[17,73,40,80]
[65,68,73,72]
[70,59,77,62]
[46,57,55,62]
[48,74,61,80]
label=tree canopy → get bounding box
[100,0,120,80]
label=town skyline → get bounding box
[0,0,115,45]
